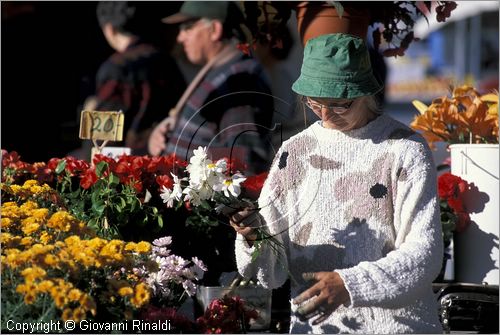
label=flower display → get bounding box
[1,151,264,333]
[437,172,472,246]
[159,146,283,262]
[137,236,207,307]
[1,179,205,329]
[196,295,258,334]
[1,150,187,240]
[410,85,499,149]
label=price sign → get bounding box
[79,110,124,141]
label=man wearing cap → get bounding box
[148,1,274,175]
[231,33,443,333]
[148,1,275,286]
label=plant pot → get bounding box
[293,1,370,46]
[450,144,499,285]
[196,285,272,330]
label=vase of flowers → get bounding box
[411,85,499,285]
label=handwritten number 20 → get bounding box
[91,116,114,133]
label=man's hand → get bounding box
[293,271,350,325]
[148,116,176,156]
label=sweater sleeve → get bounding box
[234,148,290,289]
[336,138,443,308]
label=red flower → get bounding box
[196,295,258,334]
[242,172,268,200]
[156,175,174,190]
[438,172,473,237]
[80,169,98,189]
[438,172,468,199]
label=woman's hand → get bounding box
[293,271,350,325]
[148,116,175,156]
[229,207,262,246]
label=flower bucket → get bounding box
[450,144,499,285]
[196,285,272,330]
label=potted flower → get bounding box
[411,85,499,285]
[239,1,457,56]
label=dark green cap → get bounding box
[292,33,383,99]
[162,1,237,24]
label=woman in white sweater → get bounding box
[230,33,443,333]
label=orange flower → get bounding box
[411,85,499,148]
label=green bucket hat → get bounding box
[292,33,383,99]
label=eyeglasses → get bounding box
[302,96,354,114]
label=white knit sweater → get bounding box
[235,114,444,334]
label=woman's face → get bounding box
[304,96,374,131]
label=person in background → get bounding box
[92,1,185,155]
[146,1,275,286]
[230,33,443,333]
[148,1,274,175]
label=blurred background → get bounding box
[1,1,499,165]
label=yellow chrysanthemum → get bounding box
[68,289,82,301]
[1,232,13,244]
[1,217,13,229]
[62,308,73,321]
[64,235,81,246]
[21,266,47,282]
[24,292,37,305]
[32,208,49,221]
[16,284,29,294]
[47,211,74,231]
[20,236,34,246]
[124,242,137,252]
[88,237,106,250]
[99,240,125,259]
[43,254,59,266]
[37,280,55,293]
[9,184,22,195]
[72,307,87,322]
[21,222,40,235]
[20,200,38,212]
[39,231,52,244]
[130,283,150,308]
[135,241,151,253]
[54,293,68,308]
[117,286,134,297]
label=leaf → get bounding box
[108,173,120,187]
[55,160,67,174]
[328,1,344,17]
[95,161,108,178]
[92,201,106,216]
[157,216,163,228]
